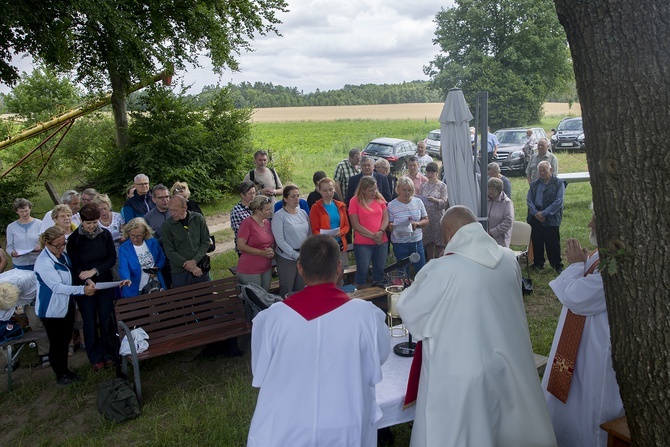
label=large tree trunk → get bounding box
[554,0,670,445]
[109,70,129,150]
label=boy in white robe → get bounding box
[397,206,557,447]
[542,214,624,446]
[247,235,390,447]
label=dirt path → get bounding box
[205,212,235,255]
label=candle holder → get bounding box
[386,270,408,337]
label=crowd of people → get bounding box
[0,134,625,446]
[0,176,212,385]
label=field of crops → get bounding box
[251,102,581,123]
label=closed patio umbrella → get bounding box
[440,88,480,214]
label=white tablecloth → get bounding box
[375,329,416,428]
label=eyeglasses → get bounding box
[174,188,183,192]
[155,195,170,200]
[129,233,145,240]
[49,242,66,249]
[136,182,149,187]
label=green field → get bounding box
[0,115,593,446]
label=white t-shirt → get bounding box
[133,242,155,290]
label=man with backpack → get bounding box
[244,150,283,204]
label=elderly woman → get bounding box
[171,181,204,215]
[6,198,42,270]
[419,162,449,261]
[309,177,350,266]
[375,158,398,201]
[231,180,256,257]
[118,218,166,298]
[66,204,118,372]
[487,177,514,247]
[93,194,125,247]
[388,176,429,276]
[237,195,275,292]
[50,204,77,239]
[35,227,95,385]
[272,185,311,297]
[348,175,389,287]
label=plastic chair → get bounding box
[510,221,532,275]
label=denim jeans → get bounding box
[354,242,388,286]
[392,241,426,277]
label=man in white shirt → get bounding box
[243,150,283,204]
[248,235,390,447]
[542,212,624,447]
[415,142,433,174]
[397,206,557,447]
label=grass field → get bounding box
[0,105,591,446]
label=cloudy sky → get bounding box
[1,0,453,95]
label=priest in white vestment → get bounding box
[247,235,391,447]
[542,214,624,447]
[397,206,556,447]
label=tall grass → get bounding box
[1,115,594,446]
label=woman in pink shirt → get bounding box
[348,176,389,288]
[236,196,275,291]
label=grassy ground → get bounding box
[0,114,590,446]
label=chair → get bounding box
[510,221,532,275]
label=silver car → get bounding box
[423,129,441,158]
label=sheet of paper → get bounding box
[14,248,36,256]
[94,281,123,290]
[319,228,340,236]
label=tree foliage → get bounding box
[4,67,81,124]
[0,173,37,234]
[90,85,252,202]
[196,80,444,109]
[2,0,287,148]
[426,0,573,128]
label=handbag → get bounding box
[141,276,163,295]
[197,255,211,273]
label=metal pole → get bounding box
[476,91,489,231]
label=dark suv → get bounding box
[362,138,417,172]
[551,117,585,151]
[493,127,547,176]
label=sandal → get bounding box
[68,345,75,357]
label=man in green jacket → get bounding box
[162,195,211,288]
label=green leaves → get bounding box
[426,0,574,129]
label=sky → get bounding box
[0,0,453,95]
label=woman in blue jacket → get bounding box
[35,227,95,385]
[118,217,166,298]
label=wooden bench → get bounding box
[114,277,250,405]
[1,320,83,391]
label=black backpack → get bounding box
[97,378,141,423]
[0,321,24,343]
[249,168,279,190]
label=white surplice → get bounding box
[397,222,556,447]
[247,293,390,447]
[543,252,625,447]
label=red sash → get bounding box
[546,256,600,403]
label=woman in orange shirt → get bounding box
[309,177,350,267]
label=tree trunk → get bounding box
[554,0,670,445]
[109,70,129,150]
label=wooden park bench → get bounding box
[114,277,250,405]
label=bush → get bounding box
[0,172,37,234]
[89,86,252,203]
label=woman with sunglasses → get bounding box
[34,227,95,385]
[236,195,275,292]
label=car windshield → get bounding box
[364,143,393,155]
[495,130,526,144]
[427,131,440,140]
[558,119,583,131]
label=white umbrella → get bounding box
[440,88,480,214]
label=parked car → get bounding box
[424,129,441,158]
[362,138,417,173]
[493,127,548,176]
[551,117,585,151]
